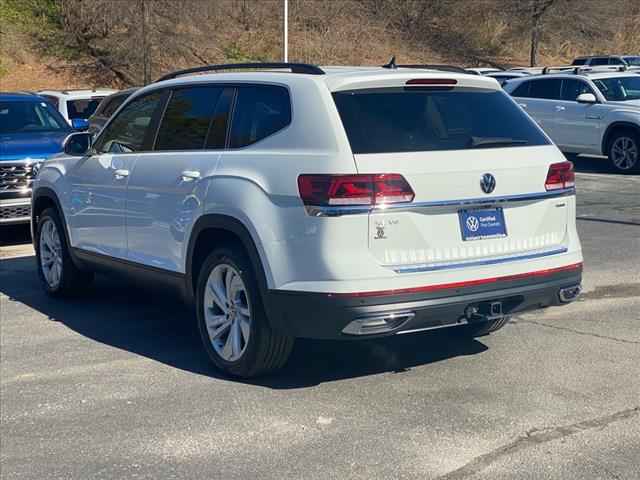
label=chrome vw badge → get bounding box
[480,173,496,194]
[466,216,480,232]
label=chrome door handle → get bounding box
[518,103,527,109]
[555,105,566,111]
[113,169,129,179]
[180,170,201,182]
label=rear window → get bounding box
[67,98,103,120]
[332,87,549,154]
[572,58,587,66]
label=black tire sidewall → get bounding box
[608,131,640,173]
[195,247,269,377]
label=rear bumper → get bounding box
[265,264,582,339]
[0,197,31,225]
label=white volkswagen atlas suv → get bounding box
[31,62,583,377]
[504,66,640,173]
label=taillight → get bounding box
[545,161,575,191]
[405,78,457,86]
[297,174,414,207]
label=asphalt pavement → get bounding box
[1,157,638,479]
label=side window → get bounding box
[511,81,530,98]
[155,86,223,151]
[229,85,291,148]
[41,95,59,110]
[609,57,624,65]
[93,91,165,154]
[561,79,594,101]
[529,79,561,100]
[101,95,127,117]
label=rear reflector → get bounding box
[405,78,457,86]
[329,262,583,298]
[298,174,414,207]
[545,161,575,191]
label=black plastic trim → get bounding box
[155,63,325,82]
[265,268,582,339]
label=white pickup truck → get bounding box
[504,69,640,172]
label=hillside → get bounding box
[1,0,639,91]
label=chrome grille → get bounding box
[0,164,35,192]
[0,204,31,221]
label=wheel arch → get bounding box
[601,121,640,155]
[32,188,68,248]
[185,214,271,308]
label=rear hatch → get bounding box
[332,79,572,272]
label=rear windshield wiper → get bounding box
[469,137,529,149]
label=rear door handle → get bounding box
[555,105,566,112]
[181,170,201,182]
[113,169,129,179]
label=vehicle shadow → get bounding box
[0,255,488,389]
[568,154,622,175]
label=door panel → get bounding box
[67,153,134,258]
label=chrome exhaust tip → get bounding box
[559,284,582,303]
[342,311,415,335]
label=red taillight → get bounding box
[545,161,575,191]
[405,78,457,86]
[297,174,414,207]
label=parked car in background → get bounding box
[88,88,138,137]
[38,89,117,128]
[572,55,640,67]
[0,92,74,225]
[485,71,531,86]
[504,69,640,172]
[31,62,582,377]
[465,67,503,75]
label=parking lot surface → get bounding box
[1,158,639,479]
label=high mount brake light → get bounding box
[545,161,575,191]
[297,174,415,207]
[405,78,458,86]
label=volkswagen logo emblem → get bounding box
[466,216,480,232]
[480,173,496,194]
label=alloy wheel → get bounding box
[611,136,638,170]
[203,263,252,362]
[39,218,63,289]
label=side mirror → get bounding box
[71,118,90,130]
[576,93,597,104]
[63,132,92,156]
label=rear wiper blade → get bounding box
[469,137,529,148]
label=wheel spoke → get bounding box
[239,315,251,343]
[231,320,242,357]
[224,267,235,300]
[206,316,231,340]
[237,305,250,317]
[221,328,234,359]
[207,281,228,313]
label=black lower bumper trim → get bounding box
[265,268,582,340]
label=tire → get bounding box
[195,246,294,378]
[35,207,94,296]
[607,129,640,173]
[456,315,511,338]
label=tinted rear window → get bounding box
[67,98,103,120]
[332,87,549,154]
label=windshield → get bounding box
[66,98,104,120]
[0,100,70,134]
[333,87,550,154]
[593,76,640,102]
[623,56,640,66]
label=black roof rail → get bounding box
[155,62,325,82]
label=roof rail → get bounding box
[155,62,325,82]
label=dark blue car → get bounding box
[0,92,82,226]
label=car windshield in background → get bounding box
[0,100,70,134]
[593,76,640,102]
[66,98,103,120]
[623,56,640,66]
[333,87,549,154]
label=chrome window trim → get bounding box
[304,187,576,217]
